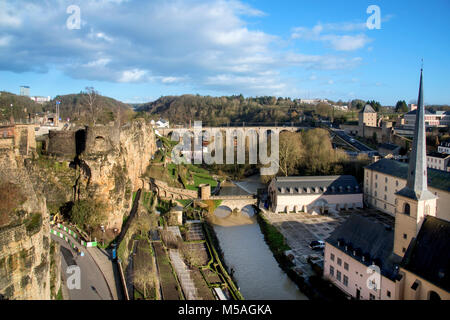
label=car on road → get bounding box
[350,138,355,143]
[309,240,325,250]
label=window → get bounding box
[375,174,378,180]
[330,253,335,261]
[370,293,375,300]
[375,182,378,188]
[387,290,391,298]
[404,203,410,215]
[343,275,348,287]
[385,186,387,192]
[385,177,388,183]
[403,234,407,239]
[330,266,334,277]
[402,247,406,253]
[337,258,342,266]
[375,191,377,197]
[337,271,341,282]
[344,262,349,271]
[384,195,387,200]
[396,180,399,187]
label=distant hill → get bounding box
[135,94,305,125]
[0,91,134,125]
[0,91,45,123]
[49,93,134,125]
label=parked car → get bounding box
[309,240,325,250]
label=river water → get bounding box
[213,220,308,300]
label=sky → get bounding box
[0,0,449,105]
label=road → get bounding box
[51,235,112,300]
[332,129,375,153]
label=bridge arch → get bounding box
[241,204,256,218]
[213,205,233,218]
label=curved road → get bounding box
[51,235,112,300]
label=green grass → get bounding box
[177,199,193,207]
[257,213,290,255]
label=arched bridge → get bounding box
[158,125,307,138]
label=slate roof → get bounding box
[365,158,450,192]
[360,104,376,113]
[326,215,402,281]
[272,175,361,195]
[427,151,450,159]
[401,216,450,292]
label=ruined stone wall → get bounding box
[84,125,120,155]
[47,130,76,160]
[14,125,36,156]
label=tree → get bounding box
[298,128,345,175]
[69,199,107,236]
[85,87,100,125]
[366,100,381,112]
[395,100,408,113]
[316,102,332,118]
[278,132,302,176]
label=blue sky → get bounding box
[0,0,449,105]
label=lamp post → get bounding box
[10,104,13,124]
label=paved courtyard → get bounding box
[261,207,393,277]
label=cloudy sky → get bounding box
[1,0,449,104]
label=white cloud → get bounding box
[292,22,372,51]
[0,0,367,96]
[119,69,148,83]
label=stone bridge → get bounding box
[158,126,306,139]
[149,179,198,200]
[210,195,257,211]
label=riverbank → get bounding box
[256,209,348,301]
[203,220,244,300]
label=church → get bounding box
[323,69,450,300]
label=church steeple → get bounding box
[396,68,435,201]
[393,68,437,257]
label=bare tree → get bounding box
[278,131,302,176]
[85,86,100,125]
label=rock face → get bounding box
[0,149,56,300]
[77,119,156,230]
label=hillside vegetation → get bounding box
[0,90,134,125]
[0,91,45,122]
[135,95,310,125]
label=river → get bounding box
[212,219,307,300]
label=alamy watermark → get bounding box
[366,265,381,291]
[170,121,280,176]
[66,5,81,30]
[66,265,81,290]
[366,5,381,30]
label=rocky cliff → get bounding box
[76,119,156,230]
[0,148,58,300]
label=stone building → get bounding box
[324,69,449,300]
[268,175,363,214]
[358,104,377,128]
[426,151,450,171]
[364,158,450,221]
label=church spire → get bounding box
[397,68,435,200]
